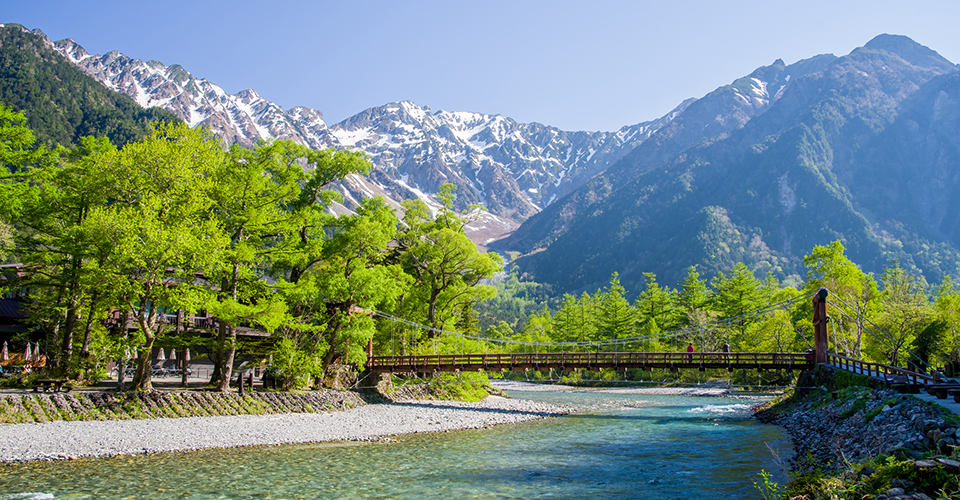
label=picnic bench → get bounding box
[948,389,960,404]
[891,383,923,394]
[33,379,69,392]
[926,384,960,399]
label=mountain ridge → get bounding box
[5,23,957,294]
[502,34,960,292]
[12,24,688,245]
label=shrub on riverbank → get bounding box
[769,454,960,499]
[384,373,494,402]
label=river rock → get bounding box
[755,383,956,473]
[936,458,960,473]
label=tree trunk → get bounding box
[426,288,440,336]
[217,325,236,392]
[216,263,241,392]
[177,310,189,387]
[129,306,156,391]
[209,320,224,385]
[80,292,100,359]
[130,334,155,391]
[60,296,79,375]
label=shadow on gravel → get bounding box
[381,400,569,416]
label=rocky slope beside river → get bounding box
[755,368,960,499]
[756,385,958,472]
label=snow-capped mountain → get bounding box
[53,38,335,150]
[45,31,687,243]
[330,100,689,222]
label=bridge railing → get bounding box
[828,354,936,385]
[366,351,812,371]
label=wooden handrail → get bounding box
[366,351,812,372]
[828,354,937,385]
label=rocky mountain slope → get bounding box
[0,24,180,148]
[7,24,957,293]
[503,35,960,292]
[33,27,687,244]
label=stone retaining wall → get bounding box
[0,390,367,424]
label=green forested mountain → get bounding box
[0,24,179,147]
[502,35,960,294]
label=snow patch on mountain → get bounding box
[44,29,688,244]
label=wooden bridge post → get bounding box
[812,288,829,364]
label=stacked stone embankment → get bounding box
[756,386,958,472]
[755,367,960,499]
[0,390,366,423]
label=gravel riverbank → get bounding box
[0,381,759,463]
[0,396,573,463]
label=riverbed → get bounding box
[0,385,791,499]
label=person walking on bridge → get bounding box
[687,343,694,363]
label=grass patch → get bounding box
[834,370,872,390]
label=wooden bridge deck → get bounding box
[366,352,813,373]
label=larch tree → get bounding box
[397,184,502,336]
[711,263,763,349]
[676,266,719,352]
[870,261,933,368]
[634,272,680,348]
[597,272,636,346]
[802,241,879,359]
[82,123,228,391]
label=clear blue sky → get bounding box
[4,0,960,131]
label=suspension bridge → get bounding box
[366,351,811,374]
[365,289,832,374]
[363,288,960,399]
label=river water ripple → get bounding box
[0,390,792,499]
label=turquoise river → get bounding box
[0,390,792,499]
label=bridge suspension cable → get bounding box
[371,290,815,351]
[830,292,936,373]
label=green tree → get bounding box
[204,140,320,390]
[397,184,502,335]
[0,111,123,377]
[597,272,637,347]
[868,261,933,367]
[676,266,720,352]
[82,123,228,390]
[552,293,582,344]
[711,263,763,350]
[292,197,410,374]
[634,272,680,348]
[935,276,960,365]
[803,241,879,358]
[517,306,553,352]
[552,291,600,351]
